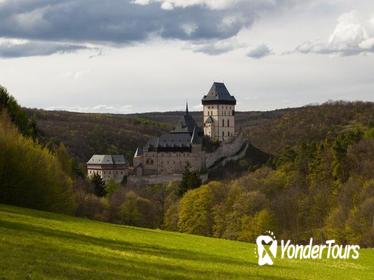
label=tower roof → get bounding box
[202,82,236,105]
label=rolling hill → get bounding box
[26,101,374,164]
[24,108,289,164]
[0,204,373,280]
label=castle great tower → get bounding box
[202,82,236,142]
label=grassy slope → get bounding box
[0,204,373,280]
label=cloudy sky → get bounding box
[0,0,374,113]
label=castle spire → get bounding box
[185,100,189,115]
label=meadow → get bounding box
[0,204,373,280]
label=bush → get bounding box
[91,174,106,197]
[119,191,157,228]
[178,165,201,196]
[178,184,215,236]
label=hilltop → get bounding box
[26,101,374,163]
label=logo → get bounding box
[255,231,360,266]
[255,231,277,266]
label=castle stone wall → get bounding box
[219,142,248,168]
[128,174,183,186]
[205,133,245,169]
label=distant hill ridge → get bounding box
[26,101,374,163]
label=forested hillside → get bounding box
[2,84,373,247]
[0,86,75,214]
[169,127,374,247]
[159,102,374,246]
[244,101,374,154]
[26,102,374,162]
[26,109,169,162]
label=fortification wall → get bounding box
[219,142,248,167]
[128,174,183,186]
[128,173,208,187]
[205,133,246,169]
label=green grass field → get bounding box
[0,204,373,280]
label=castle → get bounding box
[133,82,240,176]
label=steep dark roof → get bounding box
[141,133,192,152]
[202,82,236,105]
[172,113,198,134]
[136,102,203,154]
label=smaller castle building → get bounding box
[87,155,128,183]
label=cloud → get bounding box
[0,38,92,58]
[0,0,294,57]
[247,44,272,59]
[133,0,241,10]
[47,104,134,114]
[190,37,246,55]
[294,11,374,56]
[60,69,91,80]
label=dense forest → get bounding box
[1,85,374,247]
[25,108,286,163]
[26,109,169,162]
[0,86,75,214]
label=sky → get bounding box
[0,0,374,113]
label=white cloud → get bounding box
[294,11,374,56]
[132,0,151,5]
[12,6,48,32]
[359,37,374,49]
[328,11,368,48]
[47,104,134,114]
[370,16,374,27]
[247,44,272,59]
[60,70,91,80]
[0,38,92,58]
[133,0,240,10]
[181,23,198,36]
[189,37,246,55]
